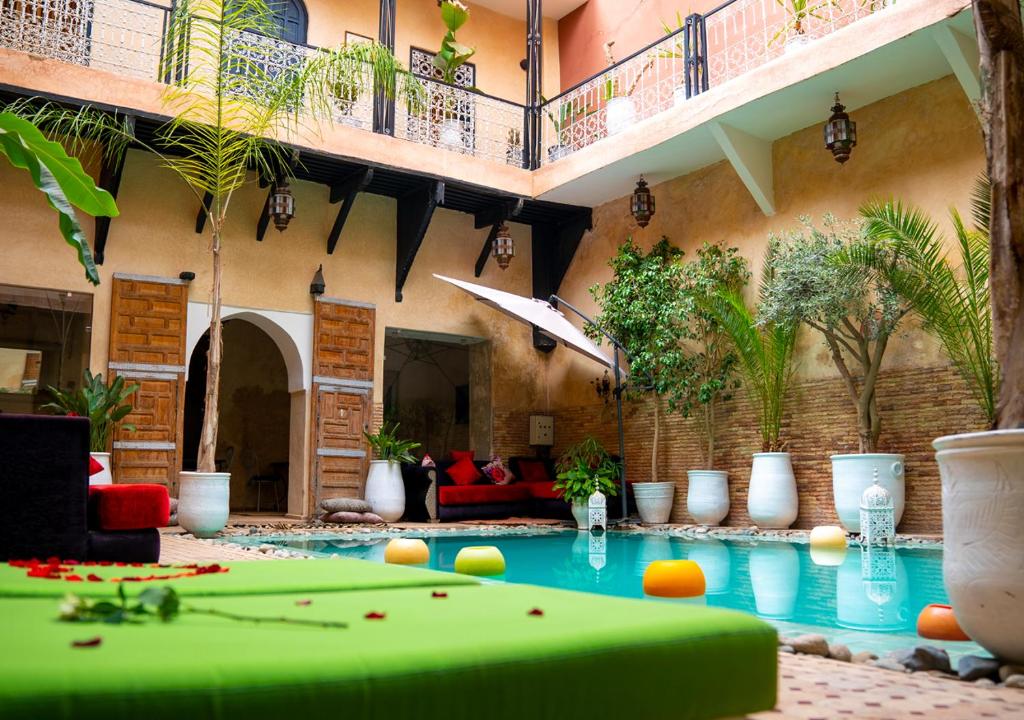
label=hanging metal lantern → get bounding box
[492,222,515,270]
[269,180,295,231]
[630,177,655,227]
[824,92,857,164]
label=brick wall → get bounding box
[492,364,987,534]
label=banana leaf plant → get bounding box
[433,1,475,85]
[43,370,140,453]
[0,112,118,286]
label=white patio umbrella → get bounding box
[434,273,631,522]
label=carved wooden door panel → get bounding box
[107,273,188,491]
[311,297,375,514]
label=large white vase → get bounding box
[687,470,729,525]
[686,538,731,595]
[747,452,798,528]
[748,542,799,619]
[605,96,636,136]
[571,501,590,530]
[364,460,405,522]
[633,481,676,524]
[89,452,112,486]
[177,471,230,538]
[831,453,905,533]
[934,429,1024,663]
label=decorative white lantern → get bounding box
[860,469,895,546]
[588,489,607,533]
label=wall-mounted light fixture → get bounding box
[310,264,326,296]
[824,92,857,164]
[178,271,195,282]
[270,180,295,231]
[492,222,515,270]
[630,177,655,227]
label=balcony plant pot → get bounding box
[89,452,112,486]
[571,501,590,530]
[177,471,230,538]
[686,470,729,525]
[934,429,1024,663]
[831,453,905,533]
[633,481,675,524]
[673,85,688,108]
[364,459,405,522]
[749,542,799,619]
[784,34,811,54]
[605,96,636,136]
[747,452,798,528]
[439,119,464,151]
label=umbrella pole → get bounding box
[613,345,627,521]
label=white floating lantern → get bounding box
[588,488,607,533]
[860,469,895,546]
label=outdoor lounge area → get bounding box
[2,0,1024,717]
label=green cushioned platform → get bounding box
[0,559,478,598]
[0,580,776,720]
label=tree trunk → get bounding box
[705,397,716,470]
[651,394,660,482]
[974,0,1024,428]
[196,222,224,473]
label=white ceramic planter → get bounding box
[935,429,1024,663]
[748,542,799,619]
[177,471,230,538]
[605,97,636,136]
[673,85,687,108]
[634,481,676,524]
[831,453,905,533]
[89,452,112,486]
[747,452,798,528]
[364,460,405,522]
[571,501,590,530]
[438,119,464,151]
[784,34,811,54]
[687,470,729,525]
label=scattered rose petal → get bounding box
[87,574,103,582]
[295,599,312,606]
[431,591,448,598]
[528,608,544,617]
[72,637,102,648]
[65,575,83,582]
[364,611,386,620]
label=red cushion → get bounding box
[88,456,104,476]
[439,483,530,506]
[450,450,474,462]
[522,481,564,500]
[447,457,482,486]
[517,460,551,484]
[88,484,170,531]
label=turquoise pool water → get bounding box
[229,530,985,660]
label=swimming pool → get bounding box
[228,529,986,660]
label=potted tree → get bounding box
[19,0,418,536]
[760,215,910,533]
[363,422,420,522]
[679,243,748,525]
[589,237,691,524]
[44,370,139,486]
[771,0,840,53]
[432,0,475,151]
[704,253,800,528]
[554,436,621,529]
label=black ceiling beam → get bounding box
[474,222,502,278]
[395,180,444,302]
[327,167,373,255]
[195,191,213,234]
[473,197,524,229]
[92,150,126,265]
[255,186,274,242]
[530,209,593,352]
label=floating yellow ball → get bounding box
[643,560,706,598]
[454,546,506,577]
[384,538,430,565]
[810,525,847,549]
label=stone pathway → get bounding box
[159,533,276,563]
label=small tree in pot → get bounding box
[588,237,691,524]
[363,422,420,523]
[760,214,910,532]
[554,436,620,529]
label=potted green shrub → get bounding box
[554,437,620,529]
[678,243,748,526]
[761,215,909,533]
[44,369,139,486]
[363,422,420,522]
[771,0,840,53]
[703,252,800,528]
[432,0,475,150]
[589,237,691,524]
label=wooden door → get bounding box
[310,297,375,514]
[107,273,188,491]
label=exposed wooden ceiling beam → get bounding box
[395,180,444,302]
[327,167,374,254]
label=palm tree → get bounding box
[12,0,420,473]
[842,178,996,427]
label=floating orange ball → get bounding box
[384,538,430,565]
[917,603,971,642]
[643,560,706,598]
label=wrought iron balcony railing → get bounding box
[0,0,896,170]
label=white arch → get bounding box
[185,303,312,392]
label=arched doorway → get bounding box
[183,319,291,514]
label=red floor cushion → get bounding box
[521,481,564,500]
[439,483,531,506]
[88,484,170,531]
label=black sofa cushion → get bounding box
[87,528,161,563]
